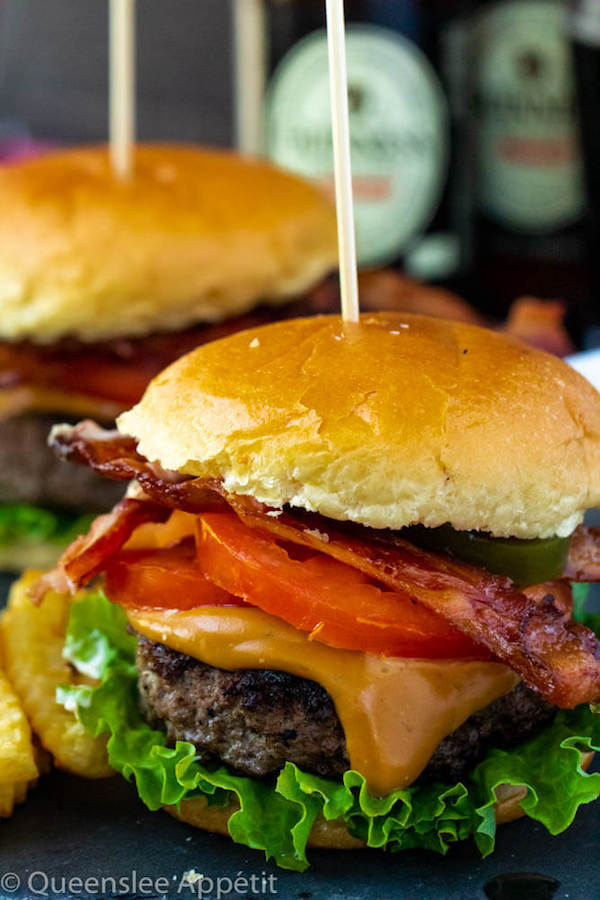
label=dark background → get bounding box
[0,0,234,146]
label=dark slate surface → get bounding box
[0,571,598,900]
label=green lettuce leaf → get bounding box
[0,503,93,546]
[572,582,600,636]
[57,590,600,871]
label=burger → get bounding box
[30,313,600,870]
[0,144,337,569]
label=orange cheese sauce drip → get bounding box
[126,605,518,796]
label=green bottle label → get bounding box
[475,0,584,233]
[265,25,448,266]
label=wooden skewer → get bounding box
[325,0,360,323]
[109,0,136,180]
[233,0,267,155]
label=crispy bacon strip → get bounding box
[525,580,573,618]
[566,526,600,582]
[40,422,600,707]
[30,497,169,602]
[49,421,228,513]
[228,505,600,708]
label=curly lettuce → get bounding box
[57,590,600,871]
[0,503,93,547]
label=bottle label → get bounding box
[475,0,584,233]
[570,0,600,46]
[265,25,448,266]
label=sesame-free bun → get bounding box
[118,313,600,539]
[167,796,364,849]
[167,752,594,847]
[170,791,494,848]
[0,145,337,343]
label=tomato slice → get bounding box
[195,512,489,659]
[104,540,245,610]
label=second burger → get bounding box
[0,144,337,568]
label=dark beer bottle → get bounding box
[442,0,589,321]
[571,0,600,331]
[263,0,464,282]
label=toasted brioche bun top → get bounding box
[0,145,337,343]
[118,313,600,538]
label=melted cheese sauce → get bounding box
[126,605,518,796]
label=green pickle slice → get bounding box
[404,524,570,586]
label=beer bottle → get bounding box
[448,0,589,321]
[264,0,463,282]
[571,0,600,331]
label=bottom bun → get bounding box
[167,797,364,849]
[166,751,595,850]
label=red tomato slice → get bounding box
[104,540,245,610]
[195,512,489,659]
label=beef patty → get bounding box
[0,414,124,512]
[137,635,555,785]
